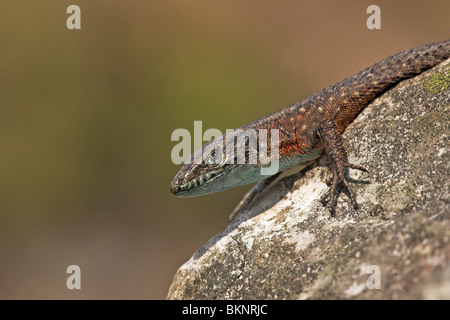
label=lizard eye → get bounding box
[206,152,222,166]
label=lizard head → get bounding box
[170,130,265,197]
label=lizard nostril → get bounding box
[169,180,180,194]
[191,166,200,174]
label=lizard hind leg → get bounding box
[316,119,368,215]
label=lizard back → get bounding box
[243,39,450,164]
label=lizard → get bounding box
[170,39,450,220]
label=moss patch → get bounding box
[423,71,450,94]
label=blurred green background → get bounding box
[0,0,448,299]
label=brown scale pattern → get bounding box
[239,39,450,215]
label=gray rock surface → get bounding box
[167,59,450,300]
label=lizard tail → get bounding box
[347,39,450,111]
[370,39,450,85]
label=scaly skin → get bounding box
[170,40,450,218]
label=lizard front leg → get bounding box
[316,118,368,215]
[229,172,281,221]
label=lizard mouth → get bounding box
[170,167,226,196]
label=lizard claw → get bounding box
[320,161,367,215]
[229,194,253,221]
[345,163,368,173]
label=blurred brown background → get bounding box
[0,0,448,299]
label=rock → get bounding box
[167,59,450,300]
